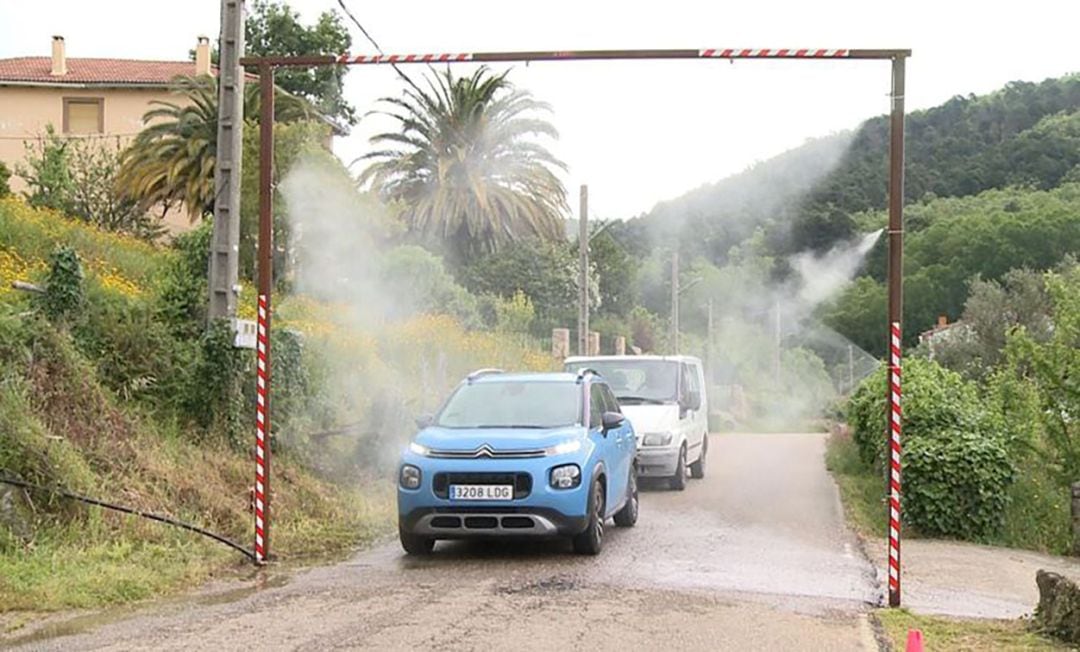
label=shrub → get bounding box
[904,430,1014,539]
[847,355,1015,541]
[848,356,983,469]
[41,246,84,323]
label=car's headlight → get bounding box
[545,439,582,456]
[642,432,674,447]
[408,442,430,456]
[399,464,422,489]
[550,464,581,489]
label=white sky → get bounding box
[2,0,1078,219]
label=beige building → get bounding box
[0,35,214,233]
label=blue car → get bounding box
[397,368,639,555]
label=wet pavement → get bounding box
[4,433,881,651]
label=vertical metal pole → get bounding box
[886,54,906,608]
[208,0,245,321]
[577,185,589,356]
[254,64,275,564]
[670,250,679,354]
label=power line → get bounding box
[333,0,425,94]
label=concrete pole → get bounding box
[670,249,679,354]
[577,185,589,356]
[774,298,782,385]
[208,0,245,321]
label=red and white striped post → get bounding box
[255,294,270,563]
[253,64,274,564]
[888,321,902,605]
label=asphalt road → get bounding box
[8,433,881,651]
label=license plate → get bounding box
[450,484,513,501]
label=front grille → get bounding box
[430,516,462,529]
[433,472,532,499]
[427,446,546,459]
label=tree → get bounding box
[461,239,578,334]
[116,75,316,222]
[0,161,11,198]
[244,1,354,125]
[359,67,568,264]
[590,228,636,317]
[18,127,162,239]
[17,125,73,214]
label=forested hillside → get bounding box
[617,73,1080,356]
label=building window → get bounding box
[63,98,104,134]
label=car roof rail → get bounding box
[466,368,504,382]
[575,367,601,383]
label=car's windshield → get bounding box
[565,360,678,404]
[436,380,581,429]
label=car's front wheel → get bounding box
[613,469,638,527]
[690,433,708,480]
[669,444,688,491]
[573,478,605,555]
[399,525,434,556]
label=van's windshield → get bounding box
[565,360,678,405]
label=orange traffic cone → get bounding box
[905,629,924,652]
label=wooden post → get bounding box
[614,336,626,356]
[588,331,600,356]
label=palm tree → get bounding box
[359,67,569,261]
[116,75,317,221]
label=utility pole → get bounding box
[885,54,908,610]
[208,0,246,321]
[773,298,781,385]
[670,249,679,354]
[577,185,588,356]
[846,343,855,395]
[706,298,714,371]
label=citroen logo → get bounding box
[475,444,495,458]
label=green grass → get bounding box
[0,536,231,611]
[999,464,1071,555]
[877,609,1067,651]
[825,431,887,537]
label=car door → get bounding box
[692,361,709,447]
[600,382,633,495]
[589,382,625,515]
[679,363,703,458]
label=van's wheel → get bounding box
[690,434,708,480]
[573,478,605,555]
[613,470,638,527]
[669,445,688,491]
[399,526,434,556]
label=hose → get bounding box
[0,471,257,562]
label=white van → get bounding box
[564,355,709,490]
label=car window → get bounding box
[600,384,620,414]
[687,363,701,396]
[589,384,604,428]
[437,381,581,429]
[679,364,692,402]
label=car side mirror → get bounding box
[415,414,434,429]
[686,390,702,412]
[601,411,625,432]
